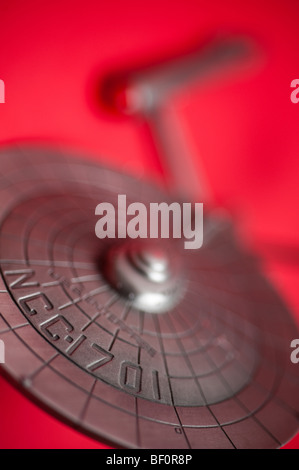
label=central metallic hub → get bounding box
[105,242,185,314]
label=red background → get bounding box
[0,0,298,448]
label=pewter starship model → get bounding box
[0,146,298,449]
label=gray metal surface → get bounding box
[105,242,185,314]
[0,146,298,448]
